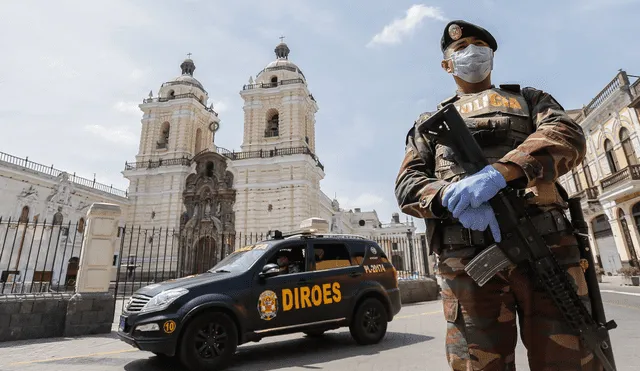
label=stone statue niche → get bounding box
[181,152,237,273]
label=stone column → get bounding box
[64,203,122,337]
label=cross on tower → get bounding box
[279,35,285,43]
[187,52,192,58]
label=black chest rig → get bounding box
[434,86,534,182]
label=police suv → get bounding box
[116,218,402,371]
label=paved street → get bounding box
[1,283,639,371]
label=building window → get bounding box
[53,212,63,226]
[19,206,29,223]
[620,127,637,166]
[195,128,203,153]
[604,139,620,173]
[206,162,214,177]
[583,161,594,187]
[265,110,279,137]
[157,122,170,149]
[77,217,85,233]
[572,169,583,192]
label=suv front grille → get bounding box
[125,294,152,313]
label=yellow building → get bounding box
[558,70,640,275]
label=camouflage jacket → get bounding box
[395,85,586,225]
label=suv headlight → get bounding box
[140,288,189,314]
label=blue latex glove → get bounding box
[442,164,507,218]
[457,202,502,243]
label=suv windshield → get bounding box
[208,243,271,273]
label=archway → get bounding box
[194,236,216,274]
[591,214,622,274]
[619,209,639,267]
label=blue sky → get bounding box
[1,0,639,230]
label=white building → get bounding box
[0,152,128,291]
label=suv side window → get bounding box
[347,241,366,266]
[265,243,307,275]
[312,242,352,271]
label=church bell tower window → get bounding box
[157,122,170,149]
[265,109,279,138]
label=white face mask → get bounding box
[448,44,494,84]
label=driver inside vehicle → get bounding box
[273,248,304,274]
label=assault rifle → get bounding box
[416,103,617,371]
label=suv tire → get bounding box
[179,312,238,371]
[349,298,388,345]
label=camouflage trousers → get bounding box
[437,230,602,371]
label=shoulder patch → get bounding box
[499,84,521,94]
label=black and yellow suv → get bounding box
[116,218,402,371]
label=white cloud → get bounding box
[367,4,446,48]
[337,193,386,211]
[84,125,138,146]
[210,99,230,114]
[113,101,142,116]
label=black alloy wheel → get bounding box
[349,298,388,345]
[179,312,238,371]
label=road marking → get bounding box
[600,290,640,297]
[396,310,442,319]
[7,349,139,366]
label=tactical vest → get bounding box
[434,85,534,182]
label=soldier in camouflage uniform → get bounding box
[395,20,601,370]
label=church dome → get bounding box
[255,40,306,84]
[161,57,206,94]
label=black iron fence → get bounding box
[112,224,432,314]
[0,218,85,295]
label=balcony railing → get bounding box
[586,186,600,200]
[601,164,640,190]
[0,151,127,198]
[124,157,191,171]
[256,65,306,80]
[160,80,208,95]
[242,78,304,91]
[216,146,324,171]
[143,93,218,116]
[125,146,325,172]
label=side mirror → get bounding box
[259,263,280,279]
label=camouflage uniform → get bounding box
[394,85,602,370]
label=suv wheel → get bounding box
[349,298,388,345]
[179,312,238,371]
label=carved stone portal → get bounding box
[180,151,236,274]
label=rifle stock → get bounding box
[416,103,617,371]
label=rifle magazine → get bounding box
[464,244,513,287]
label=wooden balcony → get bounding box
[601,165,640,191]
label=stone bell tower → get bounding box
[229,39,325,234]
[122,56,221,230]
